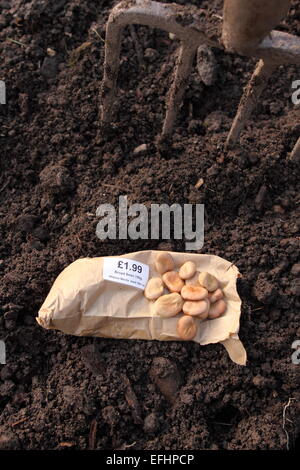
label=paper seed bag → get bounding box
[37,250,247,365]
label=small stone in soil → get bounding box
[40,56,59,79]
[255,185,268,211]
[196,44,217,86]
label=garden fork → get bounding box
[100,0,300,155]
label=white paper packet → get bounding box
[36,250,247,365]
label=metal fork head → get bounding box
[100,0,300,142]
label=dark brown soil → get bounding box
[0,0,299,451]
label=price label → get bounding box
[103,257,149,290]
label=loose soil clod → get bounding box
[149,358,182,404]
[81,344,106,376]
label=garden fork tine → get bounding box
[225,59,276,148]
[101,0,300,149]
[289,137,300,163]
[100,0,219,136]
[162,41,198,136]
[226,31,300,148]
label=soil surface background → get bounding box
[0,0,299,450]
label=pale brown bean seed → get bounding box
[154,293,184,318]
[144,277,164,300]
[179,261,197,280]
[162,271,184,293]
[181,285,208,301]
[155,252,175,274]
[208,288,224,303]
[177,315,198,341]
[198,272,219,292]
[185,272,200,286]
[208,299,227,319]
[183,299,210,317]
[197,310,209,321]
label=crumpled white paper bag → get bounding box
[37,250,247,365]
